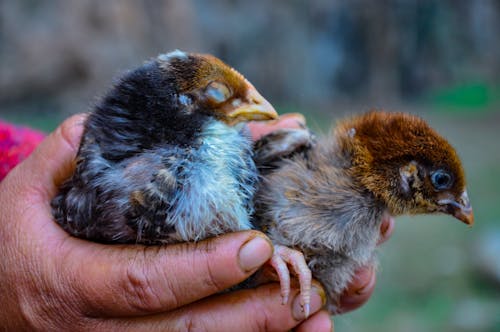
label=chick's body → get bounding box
[253,111,473,313]
[52,51,277,244]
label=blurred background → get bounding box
[1,1,499,331]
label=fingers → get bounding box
[9,113,87,200]
[64,231,274,317]
[378,213,395,245]
[248,113,306,141]
[0,114,87,241]
[294,310,333,332]
[337,266,376,314]
[108,283,326,332]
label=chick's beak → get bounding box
[439,191,474,226]
[225,85,278,124]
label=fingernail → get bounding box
[312,281,327,306]
[292,285,325,320]
[381,216,389,233]
[238,235,273,272]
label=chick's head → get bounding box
[339,111,473,225]
[157,50,277,125]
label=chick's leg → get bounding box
[269,244,312,318]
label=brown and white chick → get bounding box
[252,111,474,313]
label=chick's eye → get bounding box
[205,81,231,104]
[431,170,453,190]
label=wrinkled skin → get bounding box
[0,113,393,331]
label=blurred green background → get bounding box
[1,1,499,331]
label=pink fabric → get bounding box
[0,120,45,181]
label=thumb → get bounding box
[64,230,274,318]
[248,113,306,141]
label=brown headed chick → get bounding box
[252,111,474,313]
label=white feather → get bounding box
[157,49,188,62]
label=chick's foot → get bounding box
[269,244,312,318]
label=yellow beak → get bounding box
[225,85,278,125]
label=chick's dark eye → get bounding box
[431,170,453,190]
[205,81,231,104]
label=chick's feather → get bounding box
[51,50,277,244]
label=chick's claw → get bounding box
[270,245,312,318]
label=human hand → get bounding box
[0,114,331,331]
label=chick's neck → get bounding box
[336,132,414,217]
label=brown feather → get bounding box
[335,110,466,215]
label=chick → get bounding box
[252,111,474,313]
[51,50,278,244]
